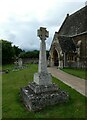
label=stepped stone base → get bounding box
[20,82,69,111]
[28,82,58,93]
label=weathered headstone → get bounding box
[13,58,23,70]
[18,58,23,68]
[14,61,18,66]
[20,27,69,111]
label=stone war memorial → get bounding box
[20,27,69,111]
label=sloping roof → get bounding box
[58,6,87,37]
[58,36,76,53]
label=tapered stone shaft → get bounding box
[39,40,47,73]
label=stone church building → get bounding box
[49,5,87,68]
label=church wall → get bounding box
[72,33,87,68]
[49,33,87,68]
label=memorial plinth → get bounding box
[20,27,69,111]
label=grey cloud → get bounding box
[0,2,85,51]
[1,16,42,50]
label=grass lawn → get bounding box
[61,68,86,80]
[0,70,2,119]
[2,64,16,71]
[2,64,87,118]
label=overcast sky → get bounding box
[0,0,86,51]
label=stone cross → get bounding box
[20,27,69,111]
[37,27,49,73]
[34,27,52,85]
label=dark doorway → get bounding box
[53,49,59,66]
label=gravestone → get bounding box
[20,27,69,111]
[14,61,18,66]
[18,58,23,68]
[13,58,23,70]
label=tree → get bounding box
[1,39,23,64]
[13,45,22,57]
[19,50,49,59]
[0,40,2,65]
[19,50,39,59]
[1,40,14,64]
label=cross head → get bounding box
[37,27,49,40]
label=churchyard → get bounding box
[2,63,86,118]
[1,27,87,119]
[0,0,87,118]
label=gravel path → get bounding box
[48,67,87,97]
